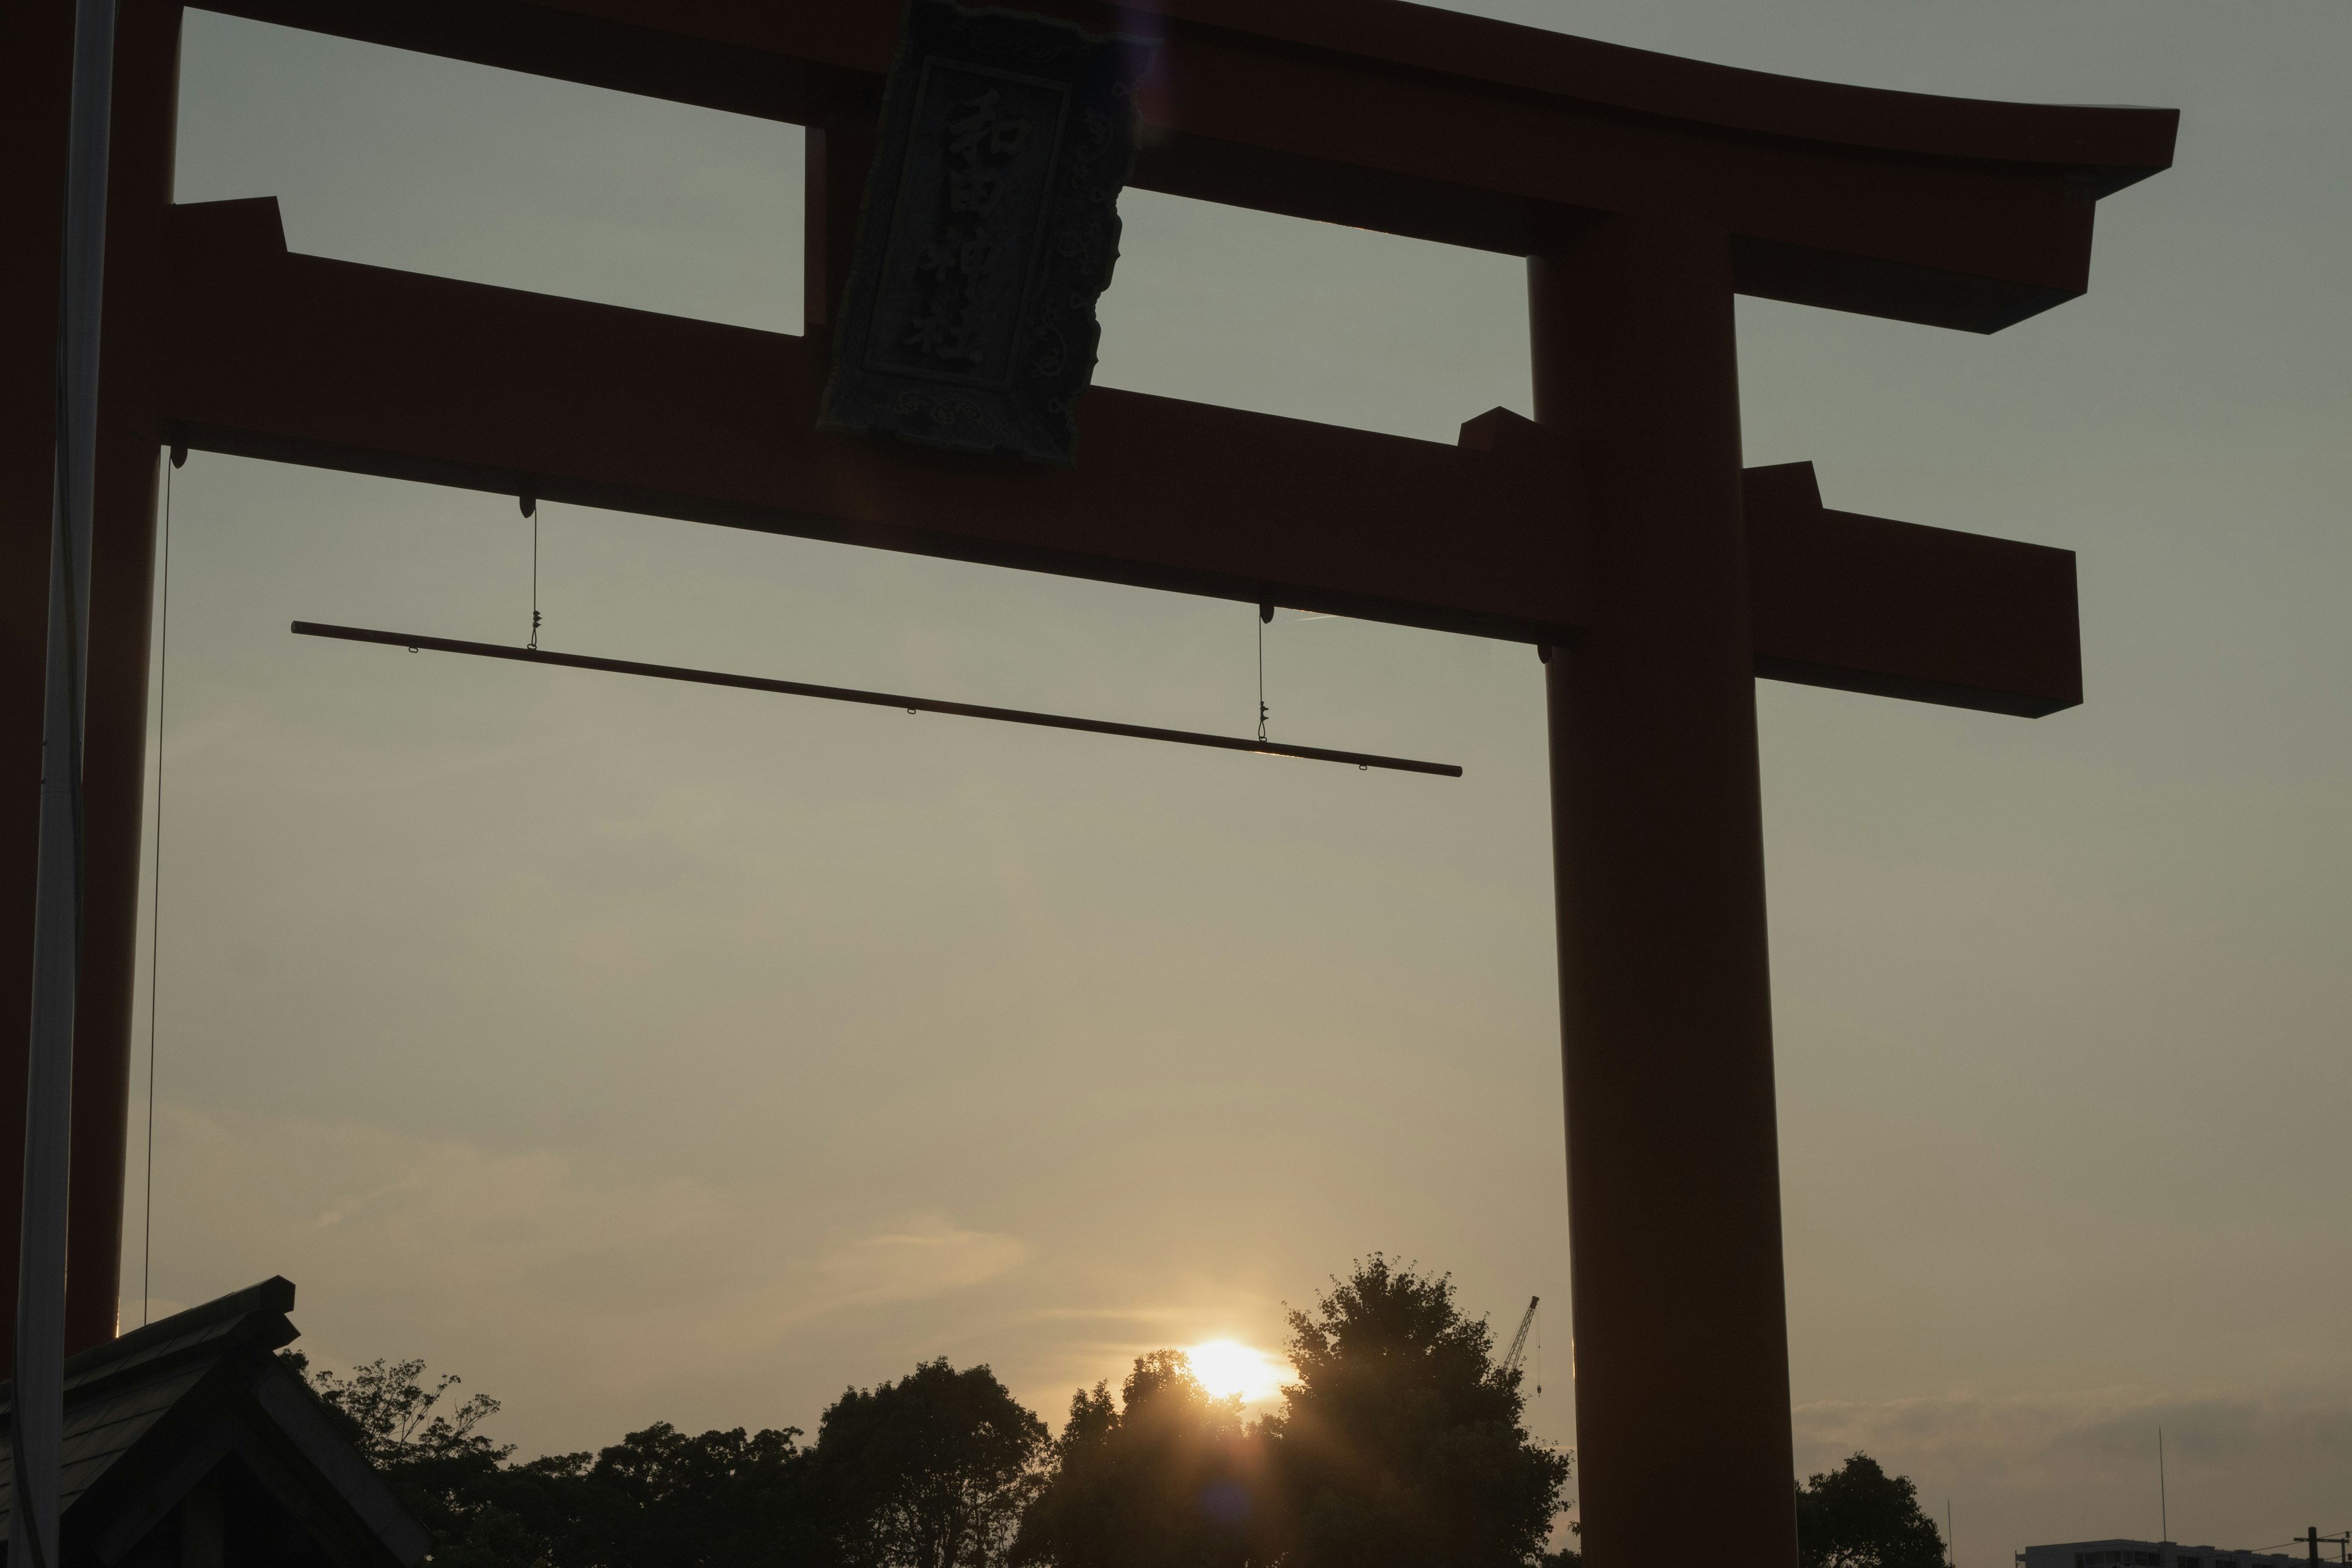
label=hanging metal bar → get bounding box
[291,622,1464,778]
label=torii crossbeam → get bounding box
[1,1,2174,1561]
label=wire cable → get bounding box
[1256,602,1272,742]
[526,490,541,650]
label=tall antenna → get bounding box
[2158,1427,2168,1544]
[1948,1501,1956,1568]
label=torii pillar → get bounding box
[1536,218,1791,1553]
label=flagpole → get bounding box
[13,1,119,1562]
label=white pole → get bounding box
[12,1,118,1564]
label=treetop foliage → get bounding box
[1264,1256,1569,1568]
[285,1349,510,1468]
[1013,1348,1259,1568]
[1796,1452,1949,1568]
[813,1357,1047,1568]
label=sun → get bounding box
[1185,1340,1289,1404]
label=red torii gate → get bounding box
[2,0,2173,1557]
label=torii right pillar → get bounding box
[1536,214,1794,1556]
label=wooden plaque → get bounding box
[820,0,1148,464]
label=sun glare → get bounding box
[1186,1340,1289,1404]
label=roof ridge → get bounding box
[0,1276,297,1409]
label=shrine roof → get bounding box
[0,1278,428,1567]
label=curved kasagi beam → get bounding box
[1151,0,2174,181]
[211,0,2176,331]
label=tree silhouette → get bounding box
[1259,1255,1570,1567]
[1013,1349,1262,1568]
[281,1351,812,1568]
[807,1357,1048,1568]
[1796,1453,1947,1568]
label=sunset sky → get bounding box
[133,2,2348,1561]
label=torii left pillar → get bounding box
[1536,213,1797,1561]
[0,0,181,1371]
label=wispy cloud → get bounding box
[144,1106,1027,1396]
[813,1219,1030,1314]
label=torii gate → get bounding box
[2,0,2173,1558]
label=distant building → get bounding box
[2022,1540,2309,1568]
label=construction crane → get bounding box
[1500,1297,1540,1392]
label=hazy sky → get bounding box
[131,2,2348,1560]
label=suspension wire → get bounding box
[1256,602,1272,743]
[525,489,541,650]
[142,448,180,1326]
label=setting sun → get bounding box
[1185,1340,1290,1404]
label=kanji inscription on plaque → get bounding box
[820,0,1148,464]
